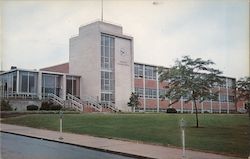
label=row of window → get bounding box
[101,71,114,92]
[101,34,115,103]
[213,78,235,88]
[135,87,235,102]
[134,64,235,89]
[0,71,80,97]
[101,46,114,70]
[135,88,167,99]
[101,35,114,48]
[134,64,157,80]
[101,93,114,102]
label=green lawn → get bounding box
[1,113,250,157]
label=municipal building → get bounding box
[0,21,238,113]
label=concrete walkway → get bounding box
[0,123,242,159]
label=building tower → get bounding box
[69,21,134,111]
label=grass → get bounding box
[1,113,250,157]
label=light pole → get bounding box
[59,110,63,140]
[180,118,186,158]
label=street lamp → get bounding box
[59,110,63,140]
[180,118,186,158]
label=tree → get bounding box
[236,77,250,117]
[0,99,12,111]
[159,56,223,128]
[127,92,141,112]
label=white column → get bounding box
[210,89,213,113]
[218,86,221,114]
[143,65,146,112]
[37,72,42,100]
[210,99,213,113]
[62,74,67,100]
[181,97,183,113]
[156,70,159,113]
[226,78,229,114]
[16,70,19,94]
[201,102,204,113]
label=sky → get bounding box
[1,0,249,79]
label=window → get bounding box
[219,95,227,102]
[220,78,227,88]
[228,96,234,102]
[101,93,114,103]
[134,64,143,78]
[13,72,17,92]
[145,66,156,80]
[29,73,37,93]
[159,89,167,96]
[20,72,28,92]
[135,87,143,97]
[101,34,115,103]
[227,79,235,88]
[42,74,61,96]
[101,35,114,70]
[19,71,37,94]
[66,76,79,96]
[145,88,157,98]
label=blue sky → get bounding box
[1,0,249,79]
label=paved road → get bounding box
[0,124,242,159]
[1,132,133,159]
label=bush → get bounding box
[50,105,62,110]
[27,105,39,111]
[40,101,51,110]
[166,108,177,113]
[40,101,62,111]
[0,100,12,111]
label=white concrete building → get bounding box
[0,21,134,112]
[0,21,239,113]
[69,21,134,111]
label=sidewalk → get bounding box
[0,123,241,159]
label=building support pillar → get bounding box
[143,65,146,112]
[37,72,42,100]
[226,78,229,114]
[201,102,204,113]
[16,70,19,94]
[181,97,183,113]
[156,70,159,113]
[210,89,213,113]
[218,86,221,114]
[62,74,66,100]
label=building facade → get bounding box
[0,21,241,113]
[134,62,236,113]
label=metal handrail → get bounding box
[81,95,102,112]
[66,93,83,111]
[48,93,65,106]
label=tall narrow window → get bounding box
[20,72,28,92]
[101,34,115,103]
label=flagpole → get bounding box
[101,0,103,21]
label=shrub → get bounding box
[40,101,51,110]
[50,105,62,110]
[27,105,39,111]
[40,101,62,110]
[166,108,177,113]
[0,100,12,111]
